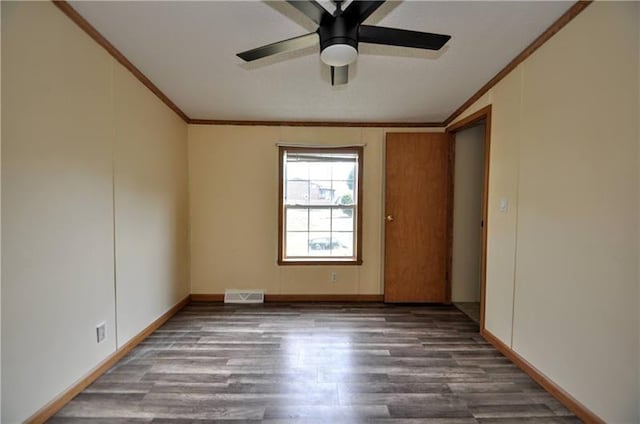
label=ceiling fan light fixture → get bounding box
[320,44,358,67]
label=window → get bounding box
[278,146,363,265]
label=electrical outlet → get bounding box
[96,322,106,343]
[331,272,337,283]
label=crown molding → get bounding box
[189,119,443,127]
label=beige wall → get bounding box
[1,2,189,422]
[451,124,485,302]
[2,4,116,422]
[188,126,441,295]
[113,64,189,346]
[451,2,639,422]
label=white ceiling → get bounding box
[70,1,574,123]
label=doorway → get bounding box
[446,105,491,331]
[450,123,485,323]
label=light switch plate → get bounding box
[499,198,509,213]
[96,322,106,343]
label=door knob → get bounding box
[386,215,394,222]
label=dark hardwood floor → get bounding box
[50,303,580,423]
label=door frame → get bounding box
[445,105,492,334]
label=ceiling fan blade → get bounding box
[287,0,330,25]
[237,33,318,62]
[331,65,348,86]
[343,1,385,23]
[359,25,451,50]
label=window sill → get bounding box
[278,259,363,266]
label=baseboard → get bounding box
[25,294,191,424]
[267,294,384,302]
[190,293,384,302]
[481,329,604,424]
[190,293,224,302]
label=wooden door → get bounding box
[384,132,451,302]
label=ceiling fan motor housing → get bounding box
[318,15,358,53]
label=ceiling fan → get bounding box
[237,1,451,86]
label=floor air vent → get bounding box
[224,289,265,304]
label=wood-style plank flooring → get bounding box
[50,303,580,423]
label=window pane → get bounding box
[332,208,354,231]
[309,208,330,231]
[286,232,308,257]
[308,180,334,204]
[285,180,309,205]
[287,161,308,180]
[332,161,356,182]
[307,162,325,181]
[331,232,354,257]
[332,181,354,206]
[308,232,332,256]
[286,208,308,232]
